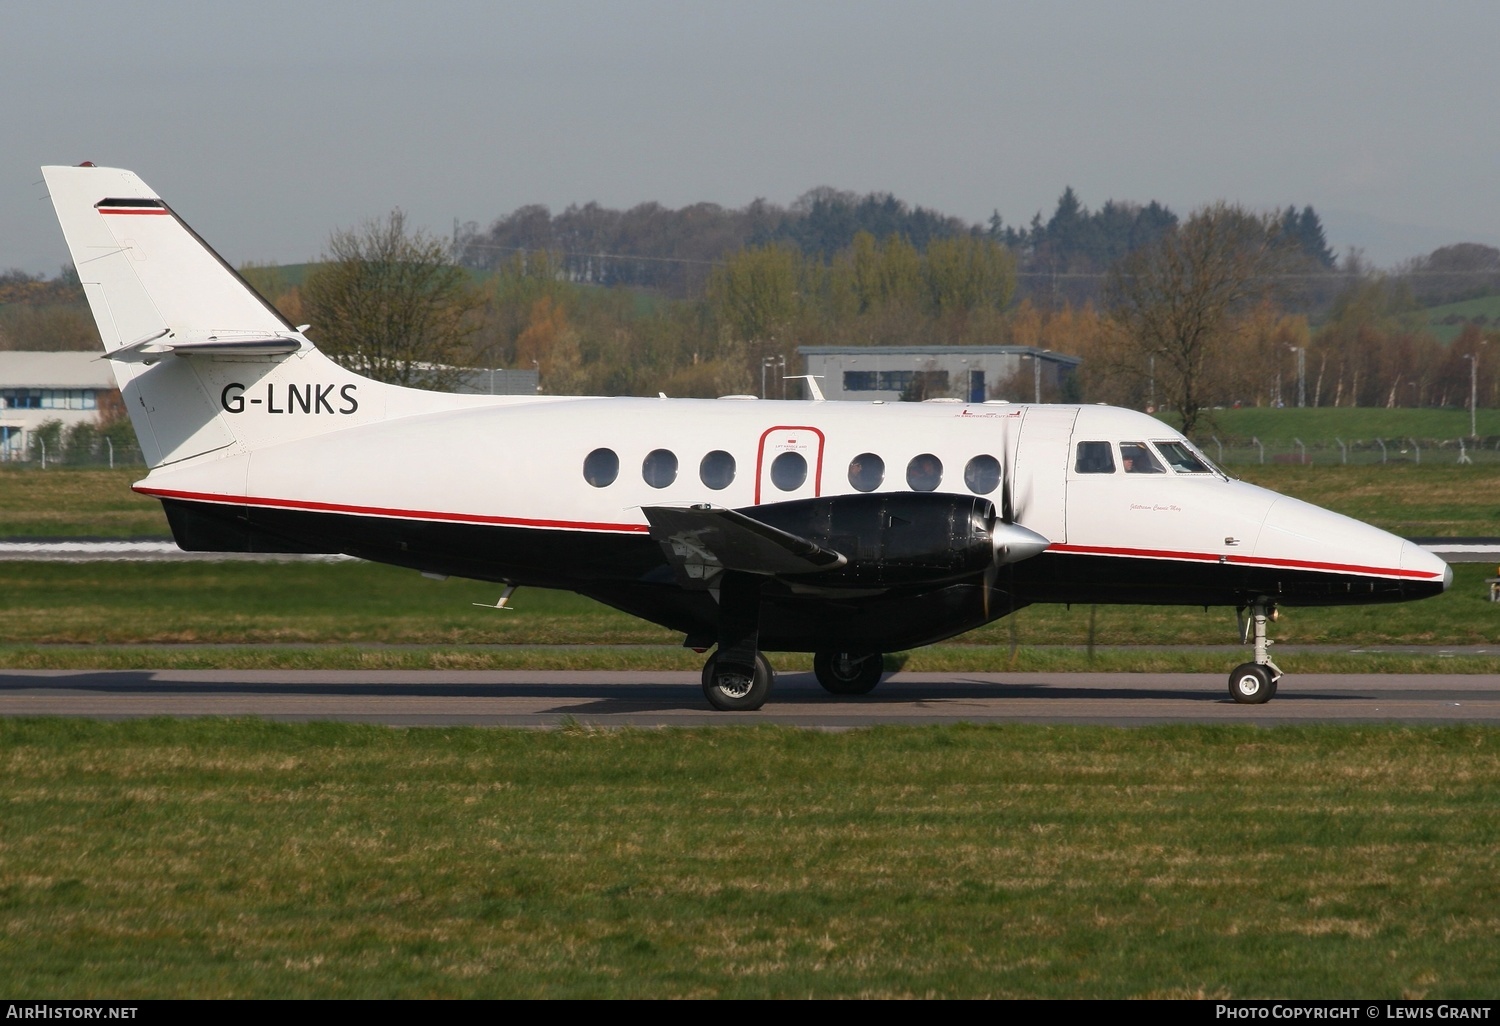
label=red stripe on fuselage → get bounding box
[97,208,169,215]
[134,487,1439,579]
[1048,542,1439,581]
[135,486,651,534]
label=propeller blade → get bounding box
[999,410,1021,524]
[1012,469,1035,524]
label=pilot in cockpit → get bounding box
[1120,442,1165,473]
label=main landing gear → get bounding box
[701,651,775,711]
[700,571,774,711]
[700,650,887,709]
[813,651,885,695]
[1229,601,1283,704]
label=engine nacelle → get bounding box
[743,492,1044,586]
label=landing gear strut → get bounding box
[1229,601,1283,704]
[813,651,884,695]
[701,571,773,711]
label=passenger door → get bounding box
[754,426,825,505]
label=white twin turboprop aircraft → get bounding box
[43,164,1451,710]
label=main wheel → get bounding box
[813,651,884,695]
[1228,663,1275,705]
[701,651,774,711]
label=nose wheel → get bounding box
[1230,601,1283,704]
[1229,663,1276,703]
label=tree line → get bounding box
[285,202,1496,438]
[2,187,1496,443]
[454,185,1339,309]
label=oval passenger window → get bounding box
[906,453,943,491]
[699,450,736,490]
[964,454,1001,494]
[582,448,619,488]
[642,449,678,489]
[770,451,808,491]
[848,452,884,492]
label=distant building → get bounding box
[397,364,541,395]
[0,352,117,461]
[0,354,540,462]
[451,367,540,396]
[798,345,1080,403]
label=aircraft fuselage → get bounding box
[139,394,1449,653]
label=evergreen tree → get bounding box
[1296,206,1336,268]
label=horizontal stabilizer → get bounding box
[110,331,304,364]
[644,504,847,587]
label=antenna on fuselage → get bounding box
[474,583,517,611]
[786,375,825,401]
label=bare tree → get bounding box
[1105,204,1285,436]
[303,210,481,389]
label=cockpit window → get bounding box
[1154,440,1213,474]
[1074,441,1115,474]
[1119,442,1166,474]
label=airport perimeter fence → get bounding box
[2,427,144,468]
[1200,436,1500,467]
[5,430,1499,471]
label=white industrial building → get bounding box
[798,345,1080,403]
[0,351,117,461]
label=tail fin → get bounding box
[43,165,306,467]
[43,165,294,350]
[43,165,509,470]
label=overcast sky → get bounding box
[4,0,1498,274]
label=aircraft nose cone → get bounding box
[1400,540,1452,594]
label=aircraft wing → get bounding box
[643,504,847,588]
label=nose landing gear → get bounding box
[1229,601,1283,704]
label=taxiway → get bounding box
[2,669,1497,727]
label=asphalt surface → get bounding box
[3,668,1498,727]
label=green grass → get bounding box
[2,719,1498,998]
[1177,406,1500,445]
[1232,464,1500,537]
[1,561,1494,652]
[0,466,166,538]
[1423,295,1500,343]
[2,644,1497,676]
[0,562,671,646]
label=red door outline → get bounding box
[754,425,826,504]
